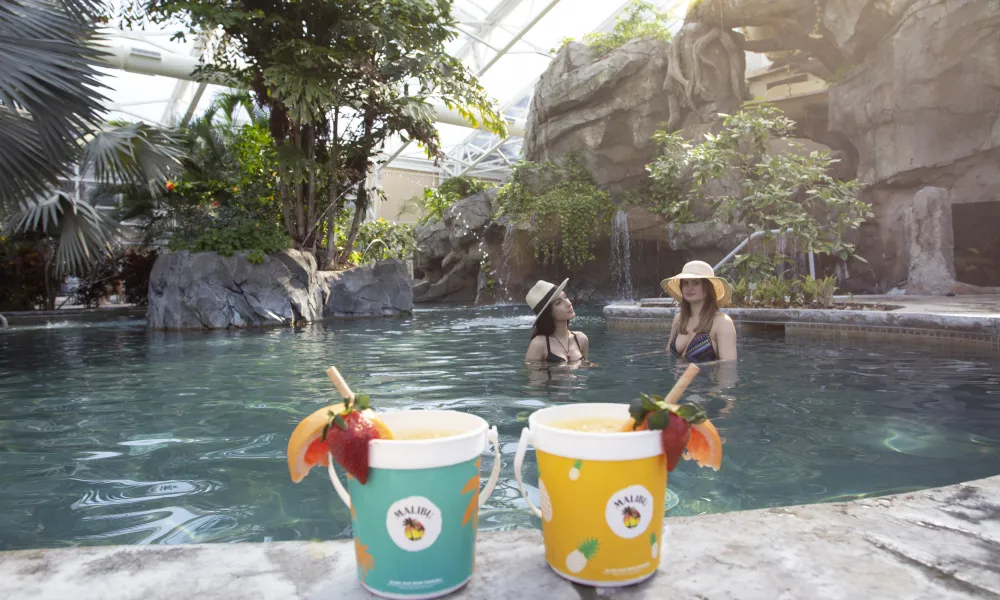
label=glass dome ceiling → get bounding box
[96,0,692,181]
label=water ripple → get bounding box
[1,306,999,550]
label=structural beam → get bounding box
[91,36,524,136]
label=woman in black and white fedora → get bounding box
[524,278,590,363]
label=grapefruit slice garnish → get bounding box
[288,403,344,483]
[684,418,723,471]
[287,403,395,483]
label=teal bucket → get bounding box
[328,410,500,599]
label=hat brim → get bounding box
[660,274,732,307]
[532,278,569,324]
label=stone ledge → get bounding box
[604,304,1000,348]
[1,475,998,599]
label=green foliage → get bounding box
[646,104,873,283]
[122,0,506,263]
[170,220,291,264]
[494,156,614,270]
[800,275,838,308]
[635,131,697,223]
[354,219,414,263]
[412,176,493,225]
[559,1,674,56]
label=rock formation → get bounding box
[147,250,412,330]
[686,0,1000,293]
[411,191,494,303]
[524,27,746,198]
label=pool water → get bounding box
[1,306,999,551]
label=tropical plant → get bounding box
[494,155,614,270]
[0,0,107,207]
[122,0,506,267]
[13,124,183,279]
[558,1,675,56]
[405,176,493,225]
[646,104,872,282]
[354,218,414,264]
[801,275,837,308]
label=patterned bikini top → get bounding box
[670,332,717,363]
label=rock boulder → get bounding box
[147,251,411,329]
[411,190,495,303]
[147,250,324,329]
[321,260,413,317]
[524,30,745,197]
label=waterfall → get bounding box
[496,223,517,304]
[610,210,634,301]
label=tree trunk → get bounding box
[339,179,368,264]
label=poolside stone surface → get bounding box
[605,295,1000,349]
[2,475,998,599]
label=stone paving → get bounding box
[2,475,998,599]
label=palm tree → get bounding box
[14,124,183,279]
[1,0,184,302]
[0,0,108,205]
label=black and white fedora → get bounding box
[525,278,569,324]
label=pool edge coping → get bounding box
[1,473,997,598]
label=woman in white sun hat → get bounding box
[661,260,738,362]
[524,278,589,363]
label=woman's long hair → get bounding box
[531,304,556,338]
[677,279,719,334]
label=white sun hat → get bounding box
[525,278,569,324]
[660,261,732,307]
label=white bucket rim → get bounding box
[368,410,489,469]
[528,403,663,461]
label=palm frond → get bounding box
[0,0,108,206]
[83,124,185,196]
[15,192,119,275]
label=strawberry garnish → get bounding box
[323,393,383,484]
[629,393,707,472]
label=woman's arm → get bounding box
[714,314,738,361]
[576,331,590,360]
[666,314,680,352]
[525,336,547,362]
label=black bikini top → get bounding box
[545,333,583,362]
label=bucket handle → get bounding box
[328,426,502,511]
[513,427,543,519]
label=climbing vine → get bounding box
[494,156,613,270]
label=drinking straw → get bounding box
[325,366,355,401]
[663,363,700,405]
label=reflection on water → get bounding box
[1,305,999,551]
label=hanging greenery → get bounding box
[494,156,613,270]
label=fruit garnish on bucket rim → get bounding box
[624,364,723,472]
[286,366,392,484]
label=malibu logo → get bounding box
[613,495,649,509]
[605,485,654,539]
[386,496,442,552]
[393,505,436,520]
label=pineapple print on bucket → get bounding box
[568,460,582,480]
[538,473,553,522]
[566,538,599,574]
[650,532,658,559]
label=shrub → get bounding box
[494,155,614,270]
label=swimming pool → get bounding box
[1,306,998,550]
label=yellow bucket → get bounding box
[514,403,667,587]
